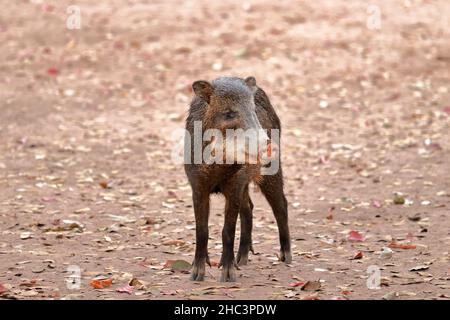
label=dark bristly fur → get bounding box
[185,76,292,282]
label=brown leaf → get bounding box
[128,278,147,290]
[407,213,421,222]
[393,195,406,205]
[388,242,416,250]
[162,240,186,246]
[99,181,110,189]
[164,259,191,272]
[301,280,321,291]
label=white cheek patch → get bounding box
[201,126,279,169]
[223,129,271,165]
[224,134,258,164]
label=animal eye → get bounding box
[223,111,237,120]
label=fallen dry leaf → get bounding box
[371,200,382,208]
[443,106,450,115]
[116,285,134,295]
[301,280,321,291]
[0,0,449,302]
[99,181,110,189]
[352,251,363,260]
[348,231,364,242]
[341,290,352,295]
[393,194,406,205]
[289,281,305,287]
[164,259,191,272]
[162,240,186,246]
[129,278,148,290]
[0,283,8,295]
[388,242,416,250]
[90,278,113,289]
[47,67,59,76]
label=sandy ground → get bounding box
[0,0,449,300]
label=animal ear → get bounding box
[192,80,213,103]
[245,76,257,94]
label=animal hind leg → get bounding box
[258,172,292,263]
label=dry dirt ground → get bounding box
[0,0,449,300]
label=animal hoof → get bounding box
[191,272,205,281]
[220,265,237,282]
[191,261,206,281]
[236,251,249,266]
[280,250,292,264]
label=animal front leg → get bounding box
[191,192,210,281]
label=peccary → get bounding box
[184,76,292,282]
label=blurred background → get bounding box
[0,0,449,300]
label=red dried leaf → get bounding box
[116,285,134,295]
[167,190,178,198]
[289,281,305,287]
[0,283,8,295]
[47,68,59,76]
[443,106,450,115]
[163,259,176,269]
[341,290,352,295]
[348,230,364,242]
[42,4,55,12]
